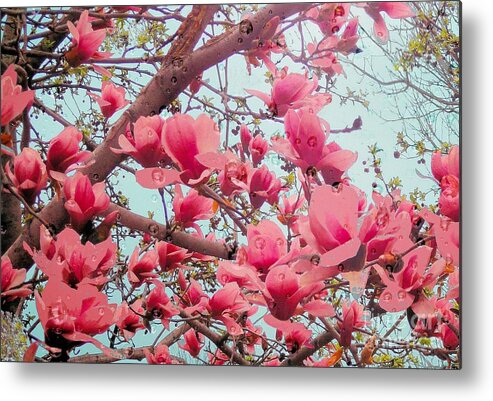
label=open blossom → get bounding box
[374,247,445,313]
[144,344,175,365]
[115,300,145,341]
[156,241,190,272]
[420,208,459,267]
[338,300,368,347]
[217,152,249,196]
[234,165,282,209]
[5,147,48,204]
[135,113,221,188]
[63,172,110,231]
[246,68,331,117]
[360,2,415,43]
[431,146,459,182]
[65,10,112,66]
[144,281,179,329]
[1,64,34,126]
[277,193,305,228]
[35,280,116,352]
[306,3,352,36]
[127,248,159,286]
[113,115,168,168]
[31,226,116,288]
[272,110,357,185]
[88,81,129,118]
[263,264,325,320]
[244,16,285,74]
[179,329,204,358]
[207,282,252,335]
[265,314,312,353]
[172,185,214,230]
[299,184,364,271]
[46,127,91,176]
[1,256,31,304]
[412,296,459,349]
[307,42,343,78]
[243,220,287,274]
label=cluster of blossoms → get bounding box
[1,3,459,367]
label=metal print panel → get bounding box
[0,1,461,369]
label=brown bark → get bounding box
[104,203,232,260]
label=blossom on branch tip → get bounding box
[65,10,112,67]
[1,64,34,126]
[88,81,129,118]
[5,147,48,204]
[1,256,31,304]
[46,126,91,177]
[63,172,110,231]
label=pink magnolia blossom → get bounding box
[65,10,112,67]
[246,68,331,117]
[172,185,214,230]
[431,146,459,182]
[374,247,445,313]
[1,64,34,126]
[136,113,221,187]
[249,134,268,167]
[5,147,48,204]
[263,264,325,320]
[338,300,368,347]
[243,220,287,274]
[35,279,116,352]
[420,208,459,266]
[207,282,251,335]
[127,248,159,287]
[112,115,168,168]
[46,127,91,176]
[115,300,145,341]
[361,2,415,43]
[240,124,253,155]
[144,344,175,365]
[178,270,209,313]
[431,146,460,221]
[208,349,229,365]
[63,172,110,231]
[272,110,357,185]
[265,314,312,353]
[277,193,305,229]
[439,175,459,221]
[179,329,204,358]
[306,3,351,36]
[307,43,343,78]
[359,190,415,256]
[217,152,249,196]
[144,281,179,329]
[217,260,261,292]
[1,256,31,304]
[336,18,360,54]
[412,297,459,349]
[156,241,190,272]
[299,184,364,271]
[31,226,116,288]
[88,81,129,118]
[244,16,285,74]
[234,165,283,209]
